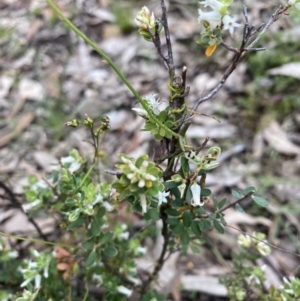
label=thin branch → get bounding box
[221,41,239,53]
[0,181,48,241]
[218,192,254,214]
[227,224,300,259]
[161,0,174,77]
[141,206,170,294]
[148,21,169,67]
[246,5,286,50]
[192,4,288,111]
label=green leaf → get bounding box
[180,156,190,178]
[154,133,163,141]
[235,203,245,213]
[217,198,227,210]
[136,155,146,168]
[91,219,102,236]
[163,181,180,189]
[252,196,268,207]
[191,221,202,237]
[180,229,190,246]
[65,198,76,207]
[194,207,206,215]
[96,206,106,219]
[201,188,212,197]
[144,121,157,130]
[99,232,113,245]
[86,250,97,268]
[172,223,184,235]
[167,218,179,226]
[199,219,211,231]
[182,212,192,227]
[159,127,165,137]
[172,197,184,208]
[213,220,224,234]
[242,186,256,195]
[82,240,94,251]
[212,195,218,208]
[146,187,160,197]
[118,189,129,201]
[185,185,193,204]
[232,189,243,200]
[165,208,180,216]
[158,110,168,122]
[67,215,85,230]
[104,245,118,257]
[145,208,160,221]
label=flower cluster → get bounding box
[19,250,51,289]
[113,154,164,213]
[67,182,112,221]
[197,0,240,56]
[237,232,271,256]
[135,6,163,41]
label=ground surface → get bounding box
[1,0,300,300]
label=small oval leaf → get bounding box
[242,186,256,195]
[252,196,268,207]
[104,245,118,257]
[232,189,243,200]
[213,220,224,234]
[235,203,245,213]
[86,250,97,268]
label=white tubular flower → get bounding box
[34,274,41,289]
[190,182,203,207]
[140,194,147,213]
[198,9,221,28]
[199,0,223,11]
[222,15,240,36]
[157,190,170,206]
[117,285,133,297]
[288,0,296,4]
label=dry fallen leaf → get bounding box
[262,120,300,156]
[268,62,300,79]
[0,112,35,148]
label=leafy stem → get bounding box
[46,0,180,140]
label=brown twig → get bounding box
[192,4,287,111]
[161,0,174,77]
[0,180,48,241]
[218,191,254,214]
[140,206,170,294]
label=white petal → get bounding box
[117,285,132,296]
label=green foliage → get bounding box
[4,1,300,300]
[144,110,175,140]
